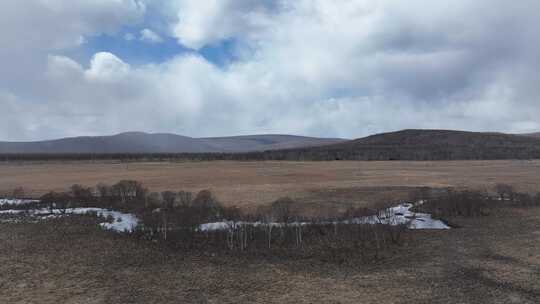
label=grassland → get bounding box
[1,206,539,303]
[1,160,540,213]
[1,160,540,303]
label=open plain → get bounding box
[2,160,540,303]
[1,160,540,212]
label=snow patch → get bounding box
[199,221,233,231]
[0,198,39,206]
[198,202,450,232]
[0,207,139,232]
[386,203,450,230]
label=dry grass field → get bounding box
[2,160,540,303]
[1,206,539,304]
[1,160,540,212]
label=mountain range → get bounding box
[0,132,346,154]
[254,129,540,160]
[2,129,540,160]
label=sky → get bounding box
[1,0,540,141]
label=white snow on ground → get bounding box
[0,208,139,232]
[199,202,450,232]
[0,201,447,233]
[199,221,233,231]
[199,221,294,232]
[0,198,39,206]
[0,209,26,215]
[386,203,450,229]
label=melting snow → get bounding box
[199,202,450,232]
[0,207,139,232]
[1,201,447,233]
[386,203,450,229]
[199,221,233,231]
[0,198,39,206]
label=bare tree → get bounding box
[192,190,223,222]
[112,180,147,205]
[515,193,533,206]
[534,193,540,206]
[161,191,177,207]
[408,186,431,203]
[270,197,296,223]
[146,192,162,209]
[70,184,94,205]
[494,184,515,201]
[96,183,111,200]
[177,191,193,207]
[40,191,72,214]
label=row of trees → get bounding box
[134,192,407,262]
[1,181,410,261]
[412,184,540,219]
[3,141,540,162]
[5,181,539,261]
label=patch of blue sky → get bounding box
[59,29,189,67]
[198,38,241,67]
[59,29,242,69]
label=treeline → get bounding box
[412,183,540,219]
[1,181,408,262]
[4,181,539,261]
[2,144,540,162]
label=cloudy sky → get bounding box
[1,0,539,141]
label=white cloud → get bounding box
[170,0,275,49]
[47,55,84,77]
[85,52,131,81]
[0,0,146,52]
[140,28,163,43]
[2,0,540,141]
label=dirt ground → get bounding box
[1,160,540,211]
[1,206,539,304]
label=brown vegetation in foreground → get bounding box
[3,178,538,264]
[1,175,539,303]
[1,204,539,303]
[2,180,410,262]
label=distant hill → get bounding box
[0,132,346,154]
[3,129,540,161]
[244,129,540,161]
[521,132,540,139]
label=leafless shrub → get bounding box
[408,187,432,203]
[40,191,72,214]
[70,184,95,206]
[146,192,162,209]
[414,189,495,219]
[135,194,409,262]
[161,191,177,208]
[342,206,377,219]
[494,183,515,202]
[111,180,147,206]
[270,197,296,223]
[5,179,417,263]
[515,192,540,207]
[176,191,193,207]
